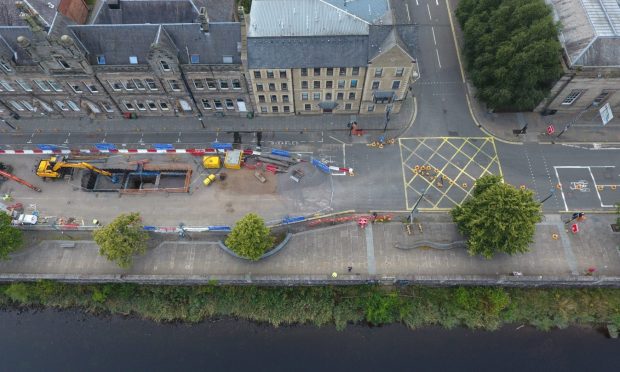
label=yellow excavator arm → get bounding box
[37,156,113,179]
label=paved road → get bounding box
[1,0,619,214]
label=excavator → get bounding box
[36,156,118,182]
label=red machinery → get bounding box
[0,167,42,192]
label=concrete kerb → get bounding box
[217,233,293,261]
[2,273,620,287]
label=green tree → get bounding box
[451,175,542,259]
[456,0,562,111]
[225,213,274,261]
[0,213,23,260]
[93,213,148,268]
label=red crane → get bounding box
[0,169,42,192]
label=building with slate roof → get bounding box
[0,0,250,120]
[541,0,620,115]
[246,0,418,116]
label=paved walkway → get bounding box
[470,93,620,145]
[1,213,618,284]
[2,94,416,137]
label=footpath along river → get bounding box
[0,309,618,372]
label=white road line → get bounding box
[416,0,419,6]
[329,135,345,144]
[553,166,569,211]
[436,0,439,5]
[431,26,437,45]
[342,143,346,167]
[554,165,615,168]
[406,3,411,22]
[587,167,614,208]
[427,3,432,19]
[435,48,442,68]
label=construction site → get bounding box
[0,147,342,227]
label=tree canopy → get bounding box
[225,213,274,261]
[93,213,149,268]
[0,213,23,260]
[456,0,563,111]
[451,175,542,259]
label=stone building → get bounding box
[246,0,418,116]
[542,0,620,119]
[0,0,250,120]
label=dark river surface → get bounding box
[0,309,618,372]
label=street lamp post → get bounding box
[407,184,432,222]
[553,104,592,141]
[540,188,555,204]
[383,105,392,132]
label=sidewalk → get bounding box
[2,94,416,137]
[470,94,620,144]
[1,213,618,285]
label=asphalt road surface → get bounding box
[1,0,619,213]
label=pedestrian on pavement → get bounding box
[350,121,358,136]
[347,266,352,272]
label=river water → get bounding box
[0,309,618,372]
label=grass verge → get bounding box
[1,282,619,332]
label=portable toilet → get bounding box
[224,150,242,170]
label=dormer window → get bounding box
[56,57,70,69]
[96,55,106,65]
[160,60,171,72]
[129,56,138,64]
[0,60,12,72]
[190,54,200,64]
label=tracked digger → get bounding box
[36,156,118,183]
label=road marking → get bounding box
[436,0,439,5]
[400,137,502,210]
[27,133,34,144]
[431,26,437,45]
[329,135,345,144]
[416,0,419,6]
[427,3,432,19]
[587,167,614,208]
[553,167,569,211]
[406,3,411,22]
[64,132,70,144]
[435,48,442,68]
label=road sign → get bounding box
[571,223,579,234]
[546,125,555,135]
[600,102,614,126]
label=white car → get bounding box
[13,214,38,225]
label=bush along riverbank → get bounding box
[1,283,619,333]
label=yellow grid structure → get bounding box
[399,137,504,211]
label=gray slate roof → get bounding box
[163,23,241,64]
[367,25,417,62]
[0,26,36,64]
[247,35,368,68]
[93,0,200,25]
[548,0,620,66]
[93,0,237,25]
[68,24,160,65]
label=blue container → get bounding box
[271,148,290,157]
[95,143,117,151]
[212,143,233,150]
